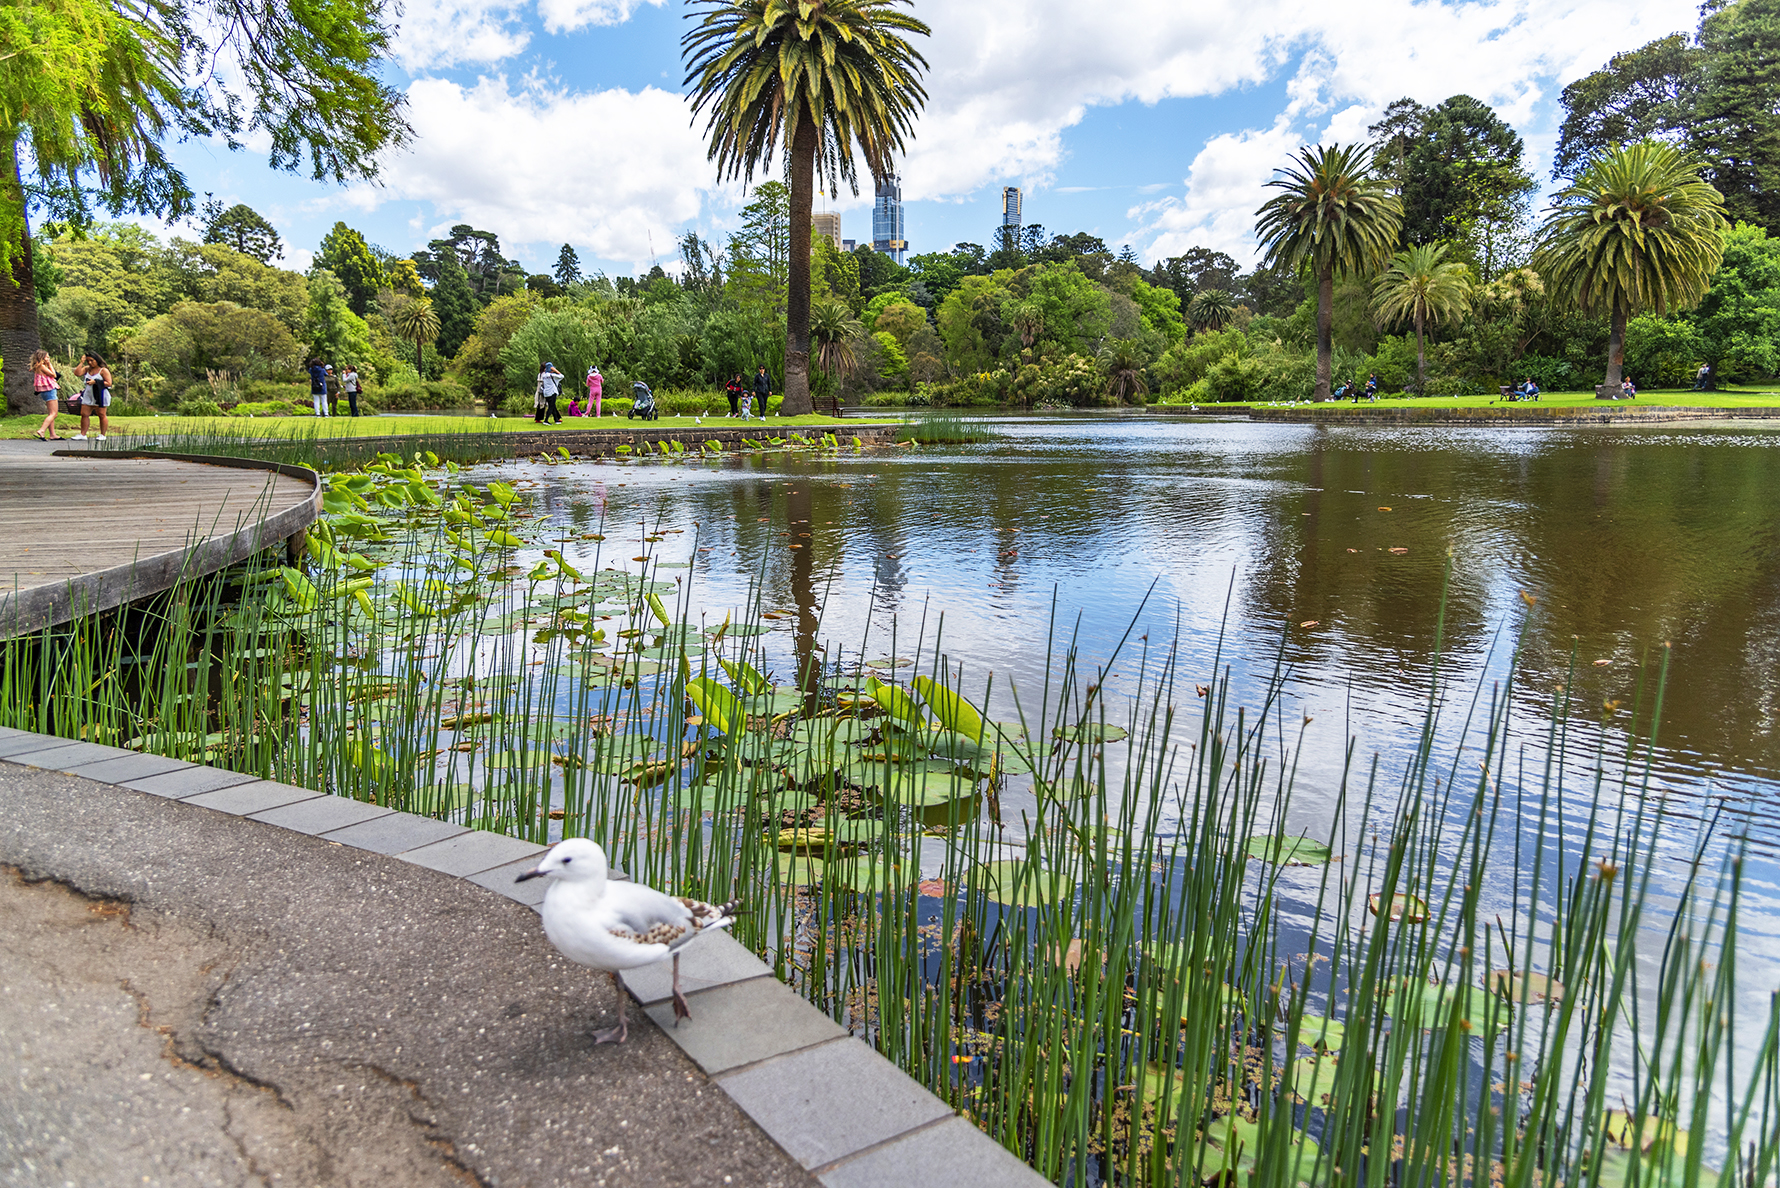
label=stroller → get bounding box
[627,380,659,421]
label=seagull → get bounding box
[516,839,739,1043]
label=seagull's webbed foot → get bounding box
[671,952,692,1026]
[593,971,629,1044]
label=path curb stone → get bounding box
[0,724,1045,1186]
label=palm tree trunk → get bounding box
[1314,266,1334,400]
[1603,304,1627,391]
[1414,312,1426,396]
[780,117,817,417]
[415,337,423,376]
[1,138,43,415]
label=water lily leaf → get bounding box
[1492,970,1565,1004]
[1368,892,1429,922]
[710,622,771,637]
[1382,979,1502,1031]
[1053,721,1130,744]
[739,687,804,716]
[874,766,980,807]
[911,675,987,741]
[483,749,534,768]
[587,734,659,773]
[830,855,911,895]
[774,851,826,886]
[1246,834,1334,866]
[1287,1054,1342,1107]
[718,656,772,695]
[864,675,926,727]
[1295,1015,1346,1052]
[864,655,914,669]
[975,860,1072,909]
[928,730,1034,775]
[640,643,704,659]
[687,677,746,736]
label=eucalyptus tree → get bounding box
[683,0,930,416]
[1372,243,1473,394]
[1255,144,1403,400]
[1533,140,1727,391]
[0,0,407,411]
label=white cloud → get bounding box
[535,0,665,34]
[378,75,715,268]
[392,0,532,71]
[1128,121,1304,266]
[896,0,1698,254]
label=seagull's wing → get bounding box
[603,883,738,951]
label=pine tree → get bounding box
[432,258,477,358]
[554,244,582,289]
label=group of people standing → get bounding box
[529,362,774,422]
[29,349,113,441]
[723,366,772,418]
[307,359,362,417]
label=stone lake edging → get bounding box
[0,725,1044,1187]
[287,421,904,462]
[1236,405,1780,426]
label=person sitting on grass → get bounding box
[1621,376,1637,399]
[566,395,585,417]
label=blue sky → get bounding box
[150,0,1701,279]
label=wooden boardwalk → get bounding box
[0,450,320,635]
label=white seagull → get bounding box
[516,838,739,1043]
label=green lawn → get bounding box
[1189,388,1780,411]
[2,411,857,440]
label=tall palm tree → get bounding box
[810,296,863,380]
[1255,144,1402,400]
[389,295,440,376]
[1372,243,1473,394]
[1187,289,1235,334]
[683,0,929,416]
[1533,140,1727,392]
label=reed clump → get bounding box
[2,455,1774,1188]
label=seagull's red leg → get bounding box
[593,970,629,1044]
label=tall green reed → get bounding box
[2,453,1774,1188]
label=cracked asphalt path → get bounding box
[0,766,818,1188]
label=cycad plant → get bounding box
[683,0,930,417]
[389,295,441,376]
[1187,288,1236,333]
[1098,340,1148,404]
[1255,144,1402,400]
[1534,140,1727,392]
[1372,243,1473,395]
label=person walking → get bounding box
[535,362,564,424]
[31,350,63,440]
[752,365,771,417]
[587,366,603,418]
[725,373,743,417]
[71,353,111,440]
[341,363,361,417]
[308,358,330,417]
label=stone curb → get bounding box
[1238,405,1780,426]
[0,725,1045,1187]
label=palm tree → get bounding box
[389,295,440,376]
[1187,289,1236,333]
[1099,341,1148,404]
[1371,243,1473,395]
[1255,144,1402,400]
[810,296,863,380]
[683,0,930,417]
[1533,140,1727,392]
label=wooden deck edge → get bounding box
[0,454,321,638]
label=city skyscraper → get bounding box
[1001,186,1023,231]
[812,211,842,252]
[872,174,908,265]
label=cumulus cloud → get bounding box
[377,75,715,268]
[391,0,532,70]
[535,0,666,34]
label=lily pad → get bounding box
[1368,892,1429,923]
[1052,721,1130,744]
[1246,834,1334,866]
[1295,1014,1346,1052]
[830,855,911,895]
[1492,970,1565,1004]
[974,859,1073,909]
[774,851,826,886]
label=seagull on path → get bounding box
[516,838,739,1043]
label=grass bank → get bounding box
[1,411,854,441]
[1156,388,1780,412]
[1,451,1775,1185]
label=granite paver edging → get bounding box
[0,724,1044,1187]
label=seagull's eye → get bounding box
[561,856,572,864]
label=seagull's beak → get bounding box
[515,867,548,883]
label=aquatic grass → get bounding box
[896,411,1001,444]
[1,458,1777,1187]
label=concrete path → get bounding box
[0,761,816,1188]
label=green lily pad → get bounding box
[873,766,980,807]
[1295,1014,1346,1052]
[1246,834,1334,866]
[774,851,826,886]
[974,859,1073,909]
[830,855,911,895]
[1053,721,1130,744]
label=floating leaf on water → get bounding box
[640,643,705,659]
[1287,1054,1342,1107]
[1295,1015,1346,1052]
[1381,979,1501,1031]
[1052,721,1129,744]
[865,655,913,668]
[975,859,1073,909]
[830,855,909,895]
[1388,547,1408,554]
[915,878,953,899]
[1245,833,1334,866]
[484,749,533,768]
[1299,620,1320,628]
[912,675,988,740]
[1368,892,1429,922]
[873,766,980,807]
[774,851,826,887]
[1492,970,1565,1004]
[1602,1110,1690,1157]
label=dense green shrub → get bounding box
[229,400,303,417]
[175,394,225,417]
[374,380,476,410]
[1009,353,1108,406]
[912,370,1008,407]
[1624,315,1707,388]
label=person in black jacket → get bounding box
[752,365,771,415]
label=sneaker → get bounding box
[94,434,107,441]
[71,433,86,440]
